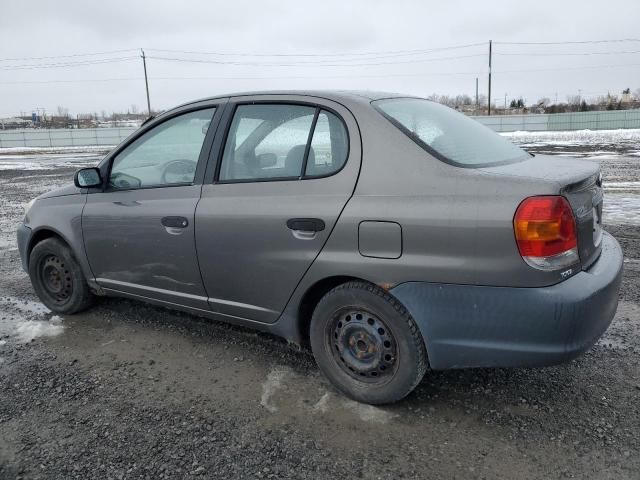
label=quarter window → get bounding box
[306,111,348,177]
[109,108,215,189]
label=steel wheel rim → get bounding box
[328,308,398,384]
[40,255,73,303]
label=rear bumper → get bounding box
[17,224,32,272]
[390,232,623,370]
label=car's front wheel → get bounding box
[310,281,428,404]
[29,237,95,314]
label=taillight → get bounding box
[513,196,578,271]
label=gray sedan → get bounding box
[17,91,623,404]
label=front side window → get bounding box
[373,98,529,167]
[219,104,349,182]
[109,108,215,189]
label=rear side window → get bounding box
[219,103,348,182]
[373,98,529,167]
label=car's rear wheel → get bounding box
[29,237,94,314]
[310,281,428,404]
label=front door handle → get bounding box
[161,216,189,232]
[286,218,325,232]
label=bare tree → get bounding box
[566,95,581,106]
[56,105,69,118]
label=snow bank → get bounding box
[501,128,640,146]
[0,145,113,155]
[0,297,65,344]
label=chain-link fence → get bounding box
[472,109,640,132]
[1,110,639,148]
[0,127,137,148]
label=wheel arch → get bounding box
[296,275,372,348]
[26,226,99,293]
[27,227,72,264]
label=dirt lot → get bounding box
[1,149,639,479]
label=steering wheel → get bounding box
[109,171,142,190]
[161,159,197,185]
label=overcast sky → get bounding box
[1,0,639,117]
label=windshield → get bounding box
[372,98,530,167]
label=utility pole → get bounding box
[504,93,507,111]
[140,49,151,116]
[488,40,492,116]
[475,77,479,112]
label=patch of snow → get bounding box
[342,399,398,424]
[0,145,114,155]
[0,238,16,251]
[312,392,331,414]
[0,154,102,171]
[603,195,640,225]
[502,128,640,143]
[260,367,292,413]
[14,318,64,343]
[0,296,64,344]
[2,297,51,316]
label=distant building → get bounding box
[0,117,32,129]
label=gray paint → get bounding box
[358,221,402,259]
[17,90,622,370]
[391,232,622,369]
[195,94,361,323]
[82,185,208,308]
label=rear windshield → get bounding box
[372,98,529,167]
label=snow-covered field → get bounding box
[0,146,110,171]
[504,129,640,225]
[503,128,640,155]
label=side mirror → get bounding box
[257,152,278,168]
[74,167,102,188]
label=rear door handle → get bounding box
[162,216,189,229]
[286,218,325,232]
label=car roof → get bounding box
[173,90,420,111]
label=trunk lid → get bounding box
[482,154,603,270]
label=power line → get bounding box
[146,42,487,58]
[495,38,640,45]
[0,70,485,86]
[0,42,486,65]
[496,49,640,57]
[0,56,138,71]
[148,48,485,63]
[495,62,640,74]
[0,48,138,63]
[2,59,639,85]
[0,78,140,85]
[146,53,485,67]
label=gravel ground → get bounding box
[1,151,639,479]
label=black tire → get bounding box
[28,237,94,314]
[310,281,428,404]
